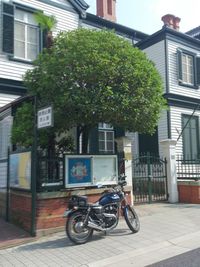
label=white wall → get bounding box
[170,106,200,155]
[0,0,79,81]
[167,39,200,97]
[143,40,167,94]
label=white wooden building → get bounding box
[136,15,200,159]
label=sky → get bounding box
[85,0,200,34]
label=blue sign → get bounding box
[68,158,92,184]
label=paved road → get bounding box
[148,248,200,267]
[0,203,200,267]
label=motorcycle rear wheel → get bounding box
[124,205,140,233]
[66,211,93,244]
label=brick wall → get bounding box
[9,187,132,236]
[10,190,32,232]
[0,190,6,218]
[178,181,200,204]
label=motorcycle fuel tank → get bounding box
[99,192,120,206]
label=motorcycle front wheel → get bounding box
[123,205,140,233]
[66,211,93,245]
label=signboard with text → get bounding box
[37,106,53,129]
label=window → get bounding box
[182,54,194,84]
[177,49,200,88]
[182,114,199,160]
[14,9,39,61]
[98,123,114,153]
[2,3,41,61]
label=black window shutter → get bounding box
[88,126,99,154]
[42,29,48,49]
[196,57,200,85]
[115,127,125,138]
[2,2,14,54]
[177,49,182,81]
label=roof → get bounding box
[186,26,200,39]
[186,26,200,36]
[68,0,89,18]
[83,13,149,42]
[137,26,200,50]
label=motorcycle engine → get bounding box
[103,204,118,228]
[90,203,118,230]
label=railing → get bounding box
[37,154,64,192]
[176,155,200,180]
[132,153,168,204]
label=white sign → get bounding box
[37,106,53,129]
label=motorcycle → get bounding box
[63,176,140,244]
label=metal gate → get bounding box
[132,154,168,204]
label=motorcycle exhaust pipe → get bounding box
[88,214,117,232]
[87,221,104,231]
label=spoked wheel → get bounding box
[66,211,93,244]
[124,205,140,233]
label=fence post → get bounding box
[160,139,178,203]
[115,135,133,186]
[6,148,10,222]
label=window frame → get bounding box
[177,48,199,89]
[14,8,40,62]
[182,114,200,160]
[2,2,42,62]
[98,123,114,154]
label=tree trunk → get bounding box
[46,31,54,49]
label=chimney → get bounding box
[96,0,116,22]
[161,14,181,31]
[173,16,181,31]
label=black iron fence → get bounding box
[37,154,65,191]
[176,155,200,181]
[132,153,168,204]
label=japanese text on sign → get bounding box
[37,106,53,129]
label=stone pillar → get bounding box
[115,134,133,186]
[160,139,178,203]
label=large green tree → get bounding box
[12,28,165,153]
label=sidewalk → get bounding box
[0,218,36,250]
[0,203,200,266]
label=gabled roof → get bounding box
[83,13,149,42]
[68,0,89,18]
[137,26,200,50]
[186,26,200,39]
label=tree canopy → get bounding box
[12,28,165,149]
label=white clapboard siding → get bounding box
[0,94,20,108]
[170,106,200,155]
[0,2,2,53]
[143,40,166,93]
[168,39,200,98]
[0,161,7,189]
[158,110,168,156]
[0,56,33,81]
[0,0,79,81]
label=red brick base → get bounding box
[178,181,200,204]
[9,187,132,236]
